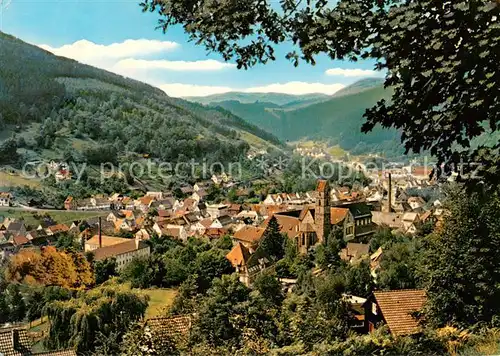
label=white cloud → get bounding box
[38,39,179,67]
[160,81,345,97]
[159,84,234,97]
[325,67,379,77]
[114,58,235,71]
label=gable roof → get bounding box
[199,218,213,228]
[12,235,29,246]
[138,196,154,206]
[215,215,233,226]
[6,222,25,232]
[46,224,69,234]
[0,329,31,356]
[226,242,250,267]
[146,315,192,338]
[93,240,148,261]
[233,225,265,244]
[371,211,403,229]
[204,227,227,238]
[344,203,372,218]
[372,289,427,336]
[269,214,300,238]
[330,207,349,225]
[86,235,130,248]
[0,329,77,356]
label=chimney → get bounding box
[98,217,102,248]
[11,330,20,351]
[387,173,392,213]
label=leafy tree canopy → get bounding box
[143,0,500,184]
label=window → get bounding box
[372,302,378,315]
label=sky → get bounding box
[0,0,383,97]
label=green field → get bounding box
[0,171,41,188]
[141,288,178,319]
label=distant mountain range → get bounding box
[183,92,331,107]
[183,78,403,157]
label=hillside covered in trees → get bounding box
[185,79,404,157]
[0,31,283,167]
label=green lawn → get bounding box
[0,171,41,188]
[141,288,178,319]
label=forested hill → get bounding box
[183,92,330,107]
[199,80,401,156]
[0,31,283,166]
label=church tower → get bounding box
[315,179,331,245]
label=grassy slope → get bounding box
[141,288,178,319]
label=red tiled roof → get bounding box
[411,167,431,177]
[233,225,265,244]
[266,214,300,238]
[93,240,148,261]
[204,228,227,238]
[12,235,29,246]
[146,315,192,338]
[226,242,250,267]
[316,180,328,192]
[158,210,171,218]
[373,289,427,336]
[330,207,349,225]
[139,196,154,206]
[420,211,433,222]
[47,224,69,233]
[199,218,213,228]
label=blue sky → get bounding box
[1,0,382,97]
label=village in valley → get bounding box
[1,0,499,354]
[0,158,446,354]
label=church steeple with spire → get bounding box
[315,179,331,245]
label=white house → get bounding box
[93,239,151,271]
[0,192,11,207]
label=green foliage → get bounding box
[191,274,250,346]
[420,187,500,328]
[4,284,26,322]
[120,237,232,292]
[315,227,344,269]
[192,249,234,292]
[377,238,422,291]
[55,232,80,251]
[253,271,284,306]
[0,138,20,165]
[93,258,118,285]
[44,282,148,353]
[211,83,402,156]
[186,92,329,106]
[260,216,285,260]
[169,275,200,315]
[121,255,166,289]
[214,234,233,250]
